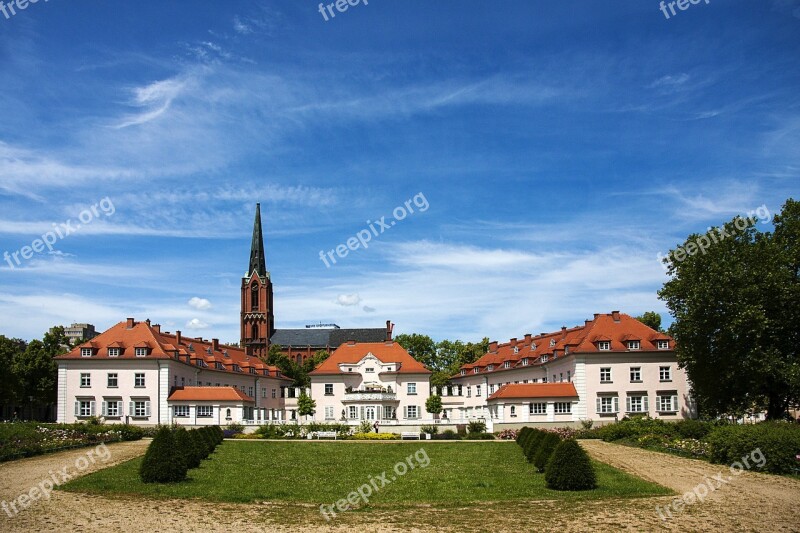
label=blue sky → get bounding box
[0,0,798,343]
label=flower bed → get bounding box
[0,422,143,462]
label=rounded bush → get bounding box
[140,427,187,483]
[545,439,597,491]
[533,433,561,472]
[706,423,800,474]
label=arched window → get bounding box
[251,284,259,310]
[226,408,231,419]
[295,354,302,364]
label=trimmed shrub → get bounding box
[139,427,187,483]
[545,439,597,491]
[706,423,800,474]
[469,432,496,440]
[467,420,487,434]
[174,428,202,469]
[350,433,400,440]
[516,427,531,445]
[190,429,211,459]
[434,430,460,440]
[524,430,547,463]
[118,425,145,441]
[675,419,713,440]
[533,433,561,473]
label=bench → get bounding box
[315,431,338,440]
[401,431,421,440]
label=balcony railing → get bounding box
[342,392,398,402]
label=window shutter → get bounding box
[625,397,631,413]
[595,398,601,413]
[672,395,678,412]
[101,401,107,417]
[90,401,96,416]
[643,396,649,412]
[129,401,135,416]
[145,401,151,417]
[613,397,619,413]
[74,401,80,417]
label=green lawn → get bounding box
[60,441,671,504]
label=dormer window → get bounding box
[541,355,549,363]
[487,365,494,371]
[108,348,120,357]
[233,364,242,372]
[530,342,536,350]
[460,369,466,376]
[80,348,93,357]
[215,362,225,370]
[657,340,669,350]
[504,361,511,369]
[513,346,519,354]
[598,341,611,351]
[549,339,556,347]
[627,340,641,350]
[564,346,569,355]
[522,358,529,366]
[135,347,148,357]
[473,367,479,374]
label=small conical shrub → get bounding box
[190,429,210,459]
[516,427,531,446]
[545,439,597,491]
[140,427,188,483]
[533,433,561,472]
[213,425,224,444]
[174,427,202,469]
[524,430,546,463]
[200,427,216,453]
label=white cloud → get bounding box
[188,297,212,310]
[336,293,362,306]
[115,77,188,129]
[186,318,210,330]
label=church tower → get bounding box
[240,203,274,359]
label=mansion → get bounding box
[56,205,693,429]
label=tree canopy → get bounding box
[634,311,663,332]
[659,198,800,420]
[394,334,489,387]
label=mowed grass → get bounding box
[60,441,671,504]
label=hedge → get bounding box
[705,423,800,475]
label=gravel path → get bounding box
[1,439,798,532]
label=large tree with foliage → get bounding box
[12,327,68,414]
[265,345,330,388]
[635,311,663,332]
[395,334,489,388]
[0,336,25,407]
[658,199,800,420]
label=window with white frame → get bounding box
[174,405,190,417]
[324,384,334,396]
[365,367,375,373]
[597,396,619,414]
[530,402,546,415]
[248,386,254,397]
[135,347,148,357]
[407,383,417,395]
[510,405,517,417]
[504,361,511,369]
[80,348,93,357]
[627,395,649,413]
[600,367,612,383]
[324,406,334,420]
[406,405,419,419]
[476,385,482,397]
[466,386,471,397]
[75,400,94,417]
[598,341,611,351]
[627,340,641,350]
[108,348,120,357]
[103,400,121,417]
[630,367,642,382]
[541,354,549,363]
[262,388,267,398]
[487,364,494,371]
[522,358,529,366]
[130,400,150,418]
[657,340,670,350]
[348,406,358,419]
[134,373,145,387]
[384,405,395,419]
[657,393,678,412]
[460,369,466,376]
[489,384,495,394]
[660,366,672,381]
[107,373,118,387]
[197,405,213,418]
[473,367,479,374]
[80,373,91,387]
[554,402,571,414]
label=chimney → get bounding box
[585,319,592,326]
[524,333,532,343]
[561,326,567,338]
[153,324,161,334]
[593,313,600,319]
[510,338,517,348]
[489,341,498,352]
[126,318,135,329]
[212,339,219,352]
[176,330,182,346]
[386,320,394,341]
[145,318,151,327]
[612,310,621,322]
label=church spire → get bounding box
[248,203,267,278]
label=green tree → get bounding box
[635,311,663,332]
[12,327,68,418]
[394,333,437,369]
[298,391,316,418]
[425,394,443,417]
[659,199,800,420]
[0,336,25,408]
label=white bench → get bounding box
[315,431,338,440]
[401,431,421,440]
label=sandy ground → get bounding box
[0,439,798,532]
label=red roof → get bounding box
[310,341,431,375]
[168,387,254,402]
[57,319,290,381]
[488,383,578,400]
[453,311,674,380]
